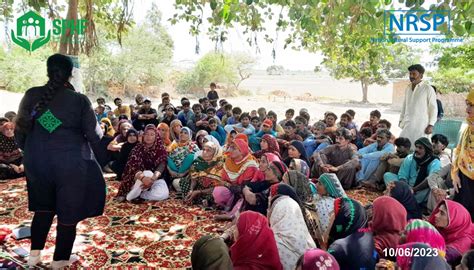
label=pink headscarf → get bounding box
[428,200,473,254]
[302,248,340,270]
[262,152,281,163]
[233,138,250,157]
[213,186,234,208]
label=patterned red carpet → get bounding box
[0,177,227,269]
[0,177,381,269]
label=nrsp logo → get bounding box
[384,10,450,35]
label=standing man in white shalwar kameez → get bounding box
[399,64,437,149]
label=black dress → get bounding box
[16,85,106,224]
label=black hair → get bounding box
[118,114,129,121]
[232,107,242,115]
[192,103,203,111]
[325,112,338,120]
[198,98,204,103]
[360,127,373,138]
[285,108,295,115]
[97,97,105,102]
[346,109,356,118]
[240,112,250,120]
[370,110,381,119]
[431,134,449,147]
[461,250,474,269]
[202,97,209,101]
[336,127,352,141]
[376,128,392,138]
[208,118,217,125]
[114,97,122,103]
[161,92,169,98]
[250,116,259,122]
[394,137,411,149]
[378,119,392,129]
[182,100,191,106]
[294,116,307,125]
[284,120,297,129]
[16,54,73,133]
[206,107,216,113]
[340,113,352,121]
[210,82,216,88]
[223,103,233,110]
[408,64,425,74]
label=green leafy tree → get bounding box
[172,0,472,102]
[430,42,474,93]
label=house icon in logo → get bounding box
[11,10,51,52]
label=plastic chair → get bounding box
[433,119,464,157]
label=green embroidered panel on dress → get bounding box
[37,109,62,133]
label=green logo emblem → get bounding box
[11,11,51,52]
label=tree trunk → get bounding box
[361,78,369,103]
[59,0,78,55]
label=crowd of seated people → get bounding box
[2,85,473,270]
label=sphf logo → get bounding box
[11,10,87,52]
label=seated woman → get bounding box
[267,183,316,270]
[289,158,311,178]
[191,235,232,270]
[327,197,375,270]
[241,157,287,215]
[229,211,283,270]
[115,124,168,202]
[253,134,281,159]
[195,130,209,151]
[179,140,225,205]
[285,140,310,167]
[157,123,172,150]
[249,119,277,152]
[294,248,340,270]
[429,200,473,266]
[212,138,262,218]
[401,219,446,258]
[96,118,115,169]
[169,119,182,143]
[0,122,24,179]
[370,196,407,259]
[110,129,139,180]
[386,181,422,220]
[107,120,132,153]
[395,243,450,270]
[300,173,346,248]
[168,127,200,182]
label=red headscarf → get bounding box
[157,123,171,146]
[235,133,249,144]
[370,196,407,258]
[116,124,168,197]
[230,211,283,270]
[429,200,473,254]
[254,134,281,159]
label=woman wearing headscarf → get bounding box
[268,183,316,270]
[386,180,422,220]
[429,199,473,265]
[307,173,346,248]
[213,138,262,218]
[451,89,474,221]
[191,235,232,270]
[327,197,375,270]
[107,119,132,152]
[110,128,139,181]
[370,196,407,259]
[168,127,200,180]
[179,140,225,205]
[116,124,168,201]
[193,134,220,160]
[0,122,24,179]
[15,54,105,268]
[230,211,283,270]
[401,219,446,258]
[284,140,310,167]
[294,248,340,270]
[289,158,311,178]
[241,157,287,215]
[157,123,172,149]
[195,129,209,150]
[253,134,281,159]
[169,118,182,142]
[95,117,115,169]
[396,243,450,270]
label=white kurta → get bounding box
[399,81,437,147]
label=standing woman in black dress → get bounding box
[15,54,106,268]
